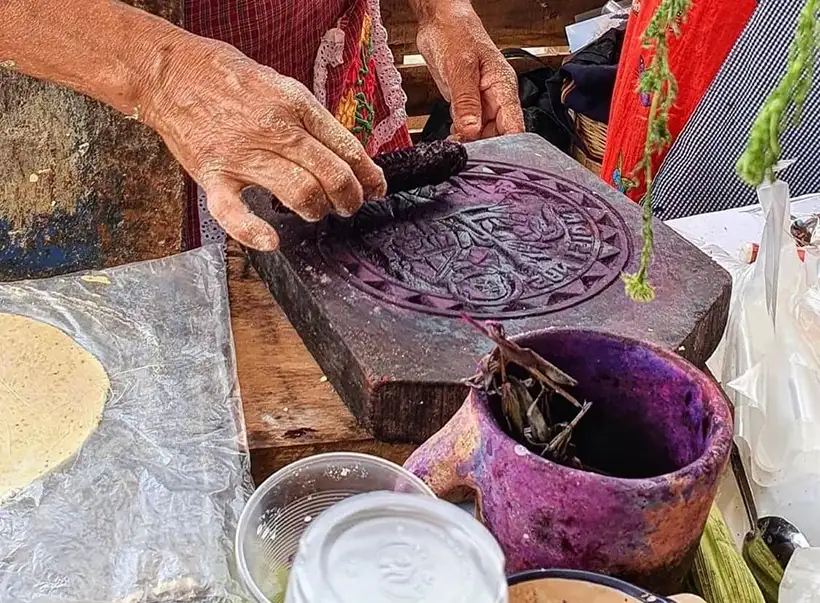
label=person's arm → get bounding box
[0,0,181,118]
[406,0,524,141]
[0,0,386,251]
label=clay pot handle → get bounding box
[403,395,482,498]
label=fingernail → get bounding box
[365,169,387,199]
[461,116,479,127]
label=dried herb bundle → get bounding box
[462,317,593,470]
[372,140,468,195]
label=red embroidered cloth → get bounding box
[601,0,755,201]
[182,0,411,248]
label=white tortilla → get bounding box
[0,313,109,499]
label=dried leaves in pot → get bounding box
[462,317,594,471]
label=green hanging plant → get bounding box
[622,0,692,303]
[623,0,819,302]
[736,0,820,186]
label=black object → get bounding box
[373,140,468,195]
[257,140,468,217]
[507,569,676,602]
[561,27,625,124]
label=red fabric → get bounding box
[184,0,349,89]
[181,0,412,248]
[324,5,412,154]
[325,2,396,152]
[601,0,755,201]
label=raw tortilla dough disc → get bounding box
[0,313,109,499]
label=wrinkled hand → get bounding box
[142,38,386,251]
[416,1,525,141]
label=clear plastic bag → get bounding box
[780,548,820,603]
[707,178,820,489]
[0,246,252,603]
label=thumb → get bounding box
[203,178,280,252]
[448,57,483,141]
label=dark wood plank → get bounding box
[247,134,732,443]
[226,242,416,484]
[381,0,602,60]
[0,0,184,281]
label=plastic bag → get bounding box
[707,178,820,488]
[780,548,820,602]
[0,246,252,603]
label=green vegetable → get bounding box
[743,533,784,603]
[690,505,765,603]
[736,0,820,187]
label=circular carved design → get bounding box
[317,161,631,318]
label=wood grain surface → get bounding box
[226,242,416,484]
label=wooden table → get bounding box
[226,243,417,484]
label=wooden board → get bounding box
[381,0,602,60]
[226,242,416,484]
[0,0,184,281]
[248,134,732,444]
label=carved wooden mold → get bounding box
[249,134,731,443]
[318,162,631,318]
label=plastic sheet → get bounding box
[0,246,252,603]
[780,548,820,603]
[707,179,820,489]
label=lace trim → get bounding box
[366,0,408,155]
[196,185,227,252]
[313,27,346,108]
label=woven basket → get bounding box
[567,108,608,177]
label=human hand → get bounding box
[141,37,387,251]
[416,1,525,142]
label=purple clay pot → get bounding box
[404,329,733,595]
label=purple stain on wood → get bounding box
[318,161,630,318]
[404,328,733,595]
[246,134,732,443]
